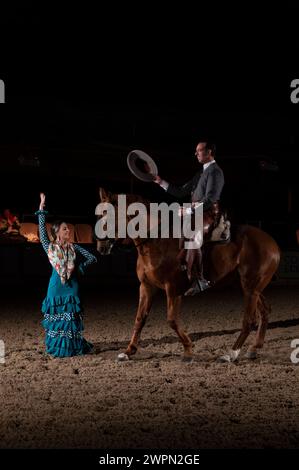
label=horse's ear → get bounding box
[99,187,112,202]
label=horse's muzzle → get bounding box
[96,239,115,256]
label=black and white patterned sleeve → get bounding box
[35,210,50,253]
[74,244,97,272]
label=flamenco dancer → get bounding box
[35,193,97,357]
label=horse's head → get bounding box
[96,187,154,255]
[96,187,139,255]
[95,187,117,255]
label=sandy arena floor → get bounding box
[0,284,299,449]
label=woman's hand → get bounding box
[78,263,85,277]
[39,193,46,211]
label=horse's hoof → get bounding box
[182,355,193,364]
[245,351,257,360]
[117,353,130,362]
[218,348,240,363]
[217,354,232,363]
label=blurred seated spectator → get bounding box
[0,216,8,234]
[0,209,21,235]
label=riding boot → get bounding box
[196,247,210,284]
[184,247,211,296]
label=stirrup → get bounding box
[197,279,211,291]
[184,278,211,296]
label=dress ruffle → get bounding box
[45,336,93,357]
[41,294,93,357]
[41,295,82,315]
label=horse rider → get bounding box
[154,140,225,296]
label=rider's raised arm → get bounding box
[166,172,200,199]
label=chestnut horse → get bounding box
[97,188,280,363]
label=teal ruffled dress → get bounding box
[36,210,97,357]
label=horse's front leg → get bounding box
[118,282,155,361]
[166,285,193,362]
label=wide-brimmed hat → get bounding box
[127,149,158,182]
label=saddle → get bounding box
[203,202,221,238]
[209,213,231,243]
[177,202,231,280]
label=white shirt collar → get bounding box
[203,160,216,171]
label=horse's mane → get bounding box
[119,193,151,209]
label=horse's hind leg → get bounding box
[245,294,270,359]
[122,282,155,359]
[219,291,259,362]
[166,285,193,362]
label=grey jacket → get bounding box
[167,162,224,210]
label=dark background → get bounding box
[1,99,299,248]
[1,3,299,249]
[1,3,299,461]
